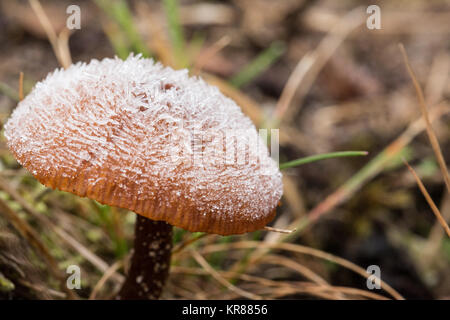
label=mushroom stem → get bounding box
[116,215,172,300]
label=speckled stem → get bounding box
[116,215,173,300]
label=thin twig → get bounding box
[403,160,450,237]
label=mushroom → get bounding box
[4,55,283,299]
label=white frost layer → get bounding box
[4,54,283,228]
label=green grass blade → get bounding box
[0,82,19,102]
[230,41,285,88]
[103,22,131,60]
[279,151,368,170]
[163,0,187,68]
[95,0,150,57]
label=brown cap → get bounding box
[4,55,283,235]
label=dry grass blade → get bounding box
[403,160,450,237]
[263,226,295,234]
[171,265,295,288]
[190,249,263,300]
[273,7,365,123]
[174,270,330,300]
[425,52,449,106]
[193,35,231,74]
[172,232,209,255]
[16,280,66,299]
[308,285,390,300]
[280,175,306,218]
[273,51,314,122]
[28,0,71,68]
[0,197,77,299]
[400,44,450,194]
[293,102,450,232]
[135,1,174,66]
[19,72,24,101]
[89,259,124,300]
[260,254,328,286]
[213,283,338,300]
[171,266,387,300]
[423,194,450,258]
[57,28,73,67]
[0,177,124,284]
[189,241,403,300]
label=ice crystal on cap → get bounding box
[4,54,283,235]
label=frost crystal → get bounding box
[4,54,283,235]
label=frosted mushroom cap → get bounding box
[4,55,283,235]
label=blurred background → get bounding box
[0,0,449,300]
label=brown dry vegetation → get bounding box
[0,0,449,300]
